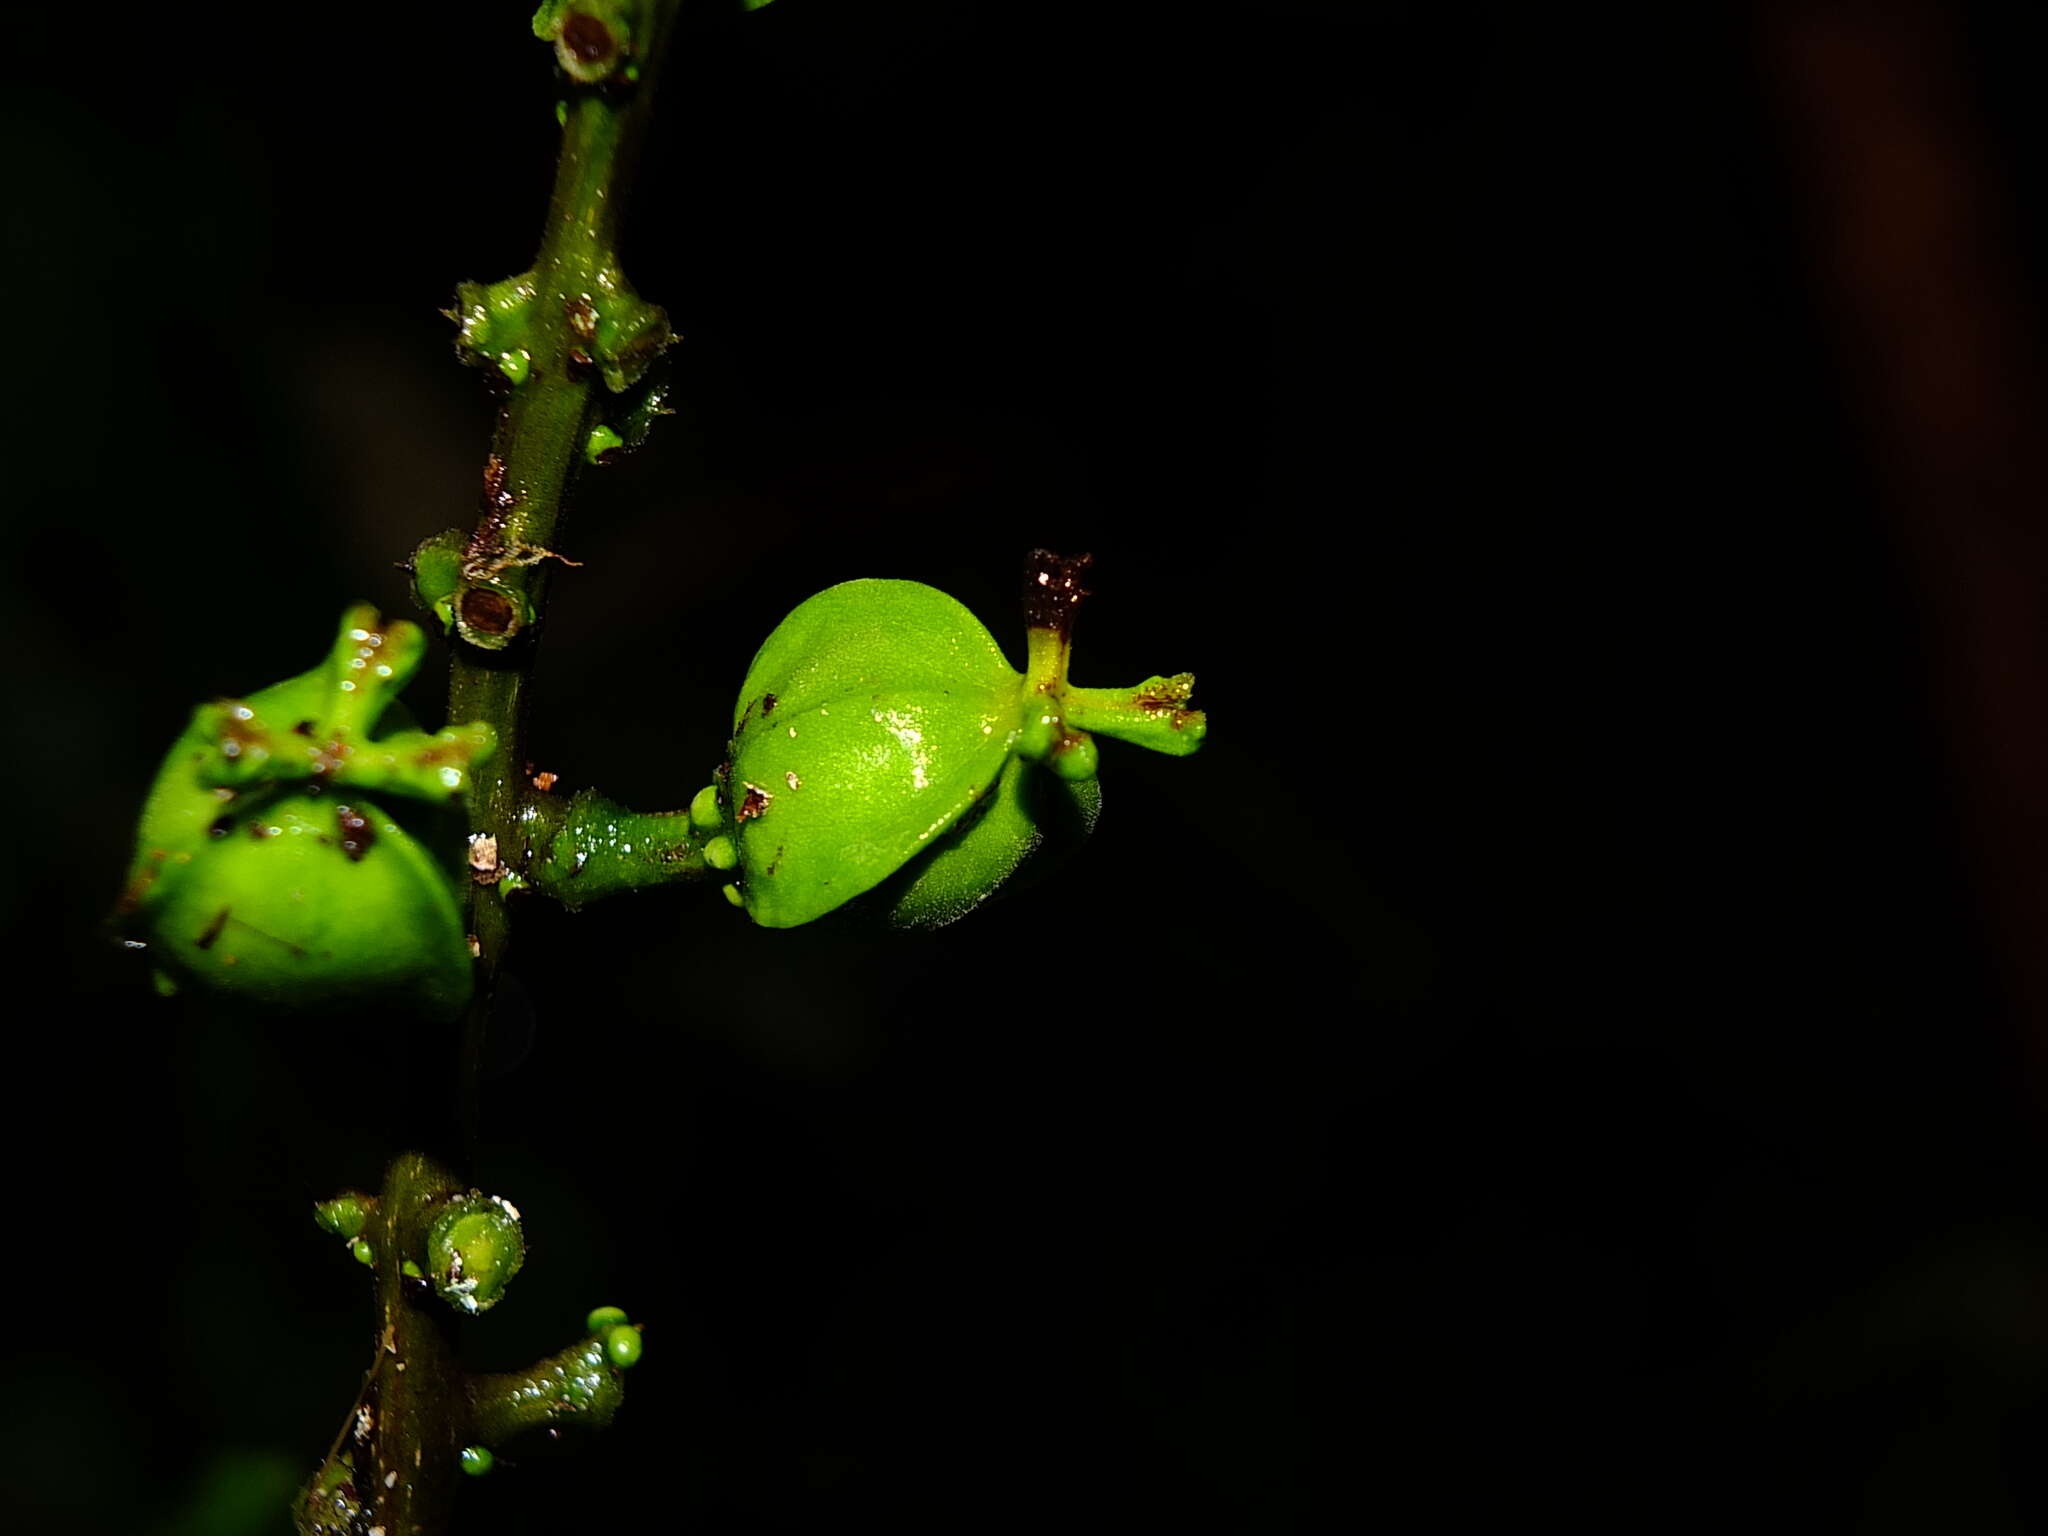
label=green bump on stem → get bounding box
[605,1324,642,1369]
[688,785,722,831]
[351,1238,374,1267]
[704,835,737,872]
[585,422,624,463]
[585,1304,630,1331]
[460,1445,495,1477]
[314,1194,373,1240]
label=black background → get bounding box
[7,2,2048,1531]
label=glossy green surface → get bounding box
[721,580,1023,927]
[120,607,486,1020]
[712,574,1205,930]
[879,750,1102,930]
[604,1324,642,1369]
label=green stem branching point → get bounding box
[296,1155,642,1533]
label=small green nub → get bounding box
[427,1193,526,1315]
[688,785,723,832]
[585,1304,630,1332]
[498,349,531,386]
[402,1259,423,1279]
[314,1194,371,1240]
[460,1444,495,1477]
[704,835,737,872]
[605,1324,643,1369]
[351,1238,375,1267]
[585,424,625,464]
[721,882,744,908]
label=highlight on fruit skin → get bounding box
[115,605,494,1020]
[697,553,1204,930]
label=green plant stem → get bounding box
[365,1153,469,1534]
[447,0,680,1146]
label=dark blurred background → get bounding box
[8,1,2048,1530]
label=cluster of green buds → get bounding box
[116,607,494,1020]
[692,551,1205,928]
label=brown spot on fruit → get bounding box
[293,720,315,736]
[337,805,375,862]
[760,692,778,715]
[737,783,774,822]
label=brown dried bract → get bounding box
[1022,549,1093,636]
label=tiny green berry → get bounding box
[605,1324,643,1369]
[460,1444,495,1477]
[585,1304,630,1332]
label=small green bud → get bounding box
[460,1444,495,1477]
[585,1304,630,1332]
[351,1238,374,1267]
[313,1194,372,1241]
[402,1259,424,1279]
[427,1192,526,1315]
[604,1324,643,1369]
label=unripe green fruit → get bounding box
[707,565,1202,929]
[118,606,492,1020]
[135,792,470,1017]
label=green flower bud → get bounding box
[706,554,1203,929]
[117,607,492,1020]
[427,1192,526,1315]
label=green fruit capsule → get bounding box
[117,607,492,1020]
[710,555,1203,930]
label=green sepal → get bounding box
[410,528,467,632]
[876,751,1102,930]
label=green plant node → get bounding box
[533,1,640,86]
